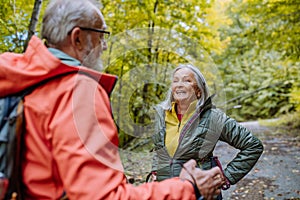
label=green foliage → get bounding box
[260,111,300,137]
[215,0,300,122]
[280,112,300,130]
[290,82,300,112]
[101,0,228,55]
[0,0,48,53]
[231,0,300,61]
[0,0,32,52]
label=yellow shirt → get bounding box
[165,101,197,156]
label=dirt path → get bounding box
[121,121,300,199]
[218,121,300,200]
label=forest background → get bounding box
[0,0,299,148]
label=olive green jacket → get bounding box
[151,97,264,185]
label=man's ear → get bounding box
[70,27,84,50]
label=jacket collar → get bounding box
[0,36,117,97]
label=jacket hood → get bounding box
[0,35,117,97]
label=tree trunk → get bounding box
[23,0,43,52]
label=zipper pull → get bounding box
[177,122,181,132]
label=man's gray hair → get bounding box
[160,63,210,110]
[42,0,101,47]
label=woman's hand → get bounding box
[150,171,157,182]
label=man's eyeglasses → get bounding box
[78,27,110,41]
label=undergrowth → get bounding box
[259,111,300,137]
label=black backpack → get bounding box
[0,71,83,200]
[0,88,29,200]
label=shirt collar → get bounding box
[48,48,81,66]
[171,100,197,115]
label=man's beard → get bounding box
[82,36,103,71]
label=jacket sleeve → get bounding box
[218,112,264,185]
[151,150,159,172]
[151,108,165,172]
[51,76,195,200]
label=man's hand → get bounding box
[179,159,224,200]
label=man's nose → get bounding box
[102,40,108,51]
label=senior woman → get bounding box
[151,63,263,199]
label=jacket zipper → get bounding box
[173,110,202,157]
[178,111,201,143]
[168,121,182,176]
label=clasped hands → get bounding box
[179,159,225,200]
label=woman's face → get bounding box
[171,68,200,105]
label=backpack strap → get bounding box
[9,99,25,200]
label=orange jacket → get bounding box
[0,36,195,200]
